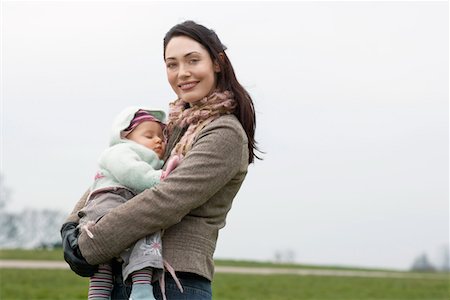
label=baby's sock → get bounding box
[88,264,113,300]
[129,267,155,300]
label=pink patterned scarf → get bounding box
[167,90,236,158]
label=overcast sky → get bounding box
[1,1,448,270]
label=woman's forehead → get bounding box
[165,36,207,59]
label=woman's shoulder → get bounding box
[204,114,247,143]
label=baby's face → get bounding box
[126,121,166,159]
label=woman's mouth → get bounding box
[179,82,198,91]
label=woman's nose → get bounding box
[178,64,191,78]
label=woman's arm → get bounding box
[61,189,97,277]
[65,189,90,223]
[78,116,247,265]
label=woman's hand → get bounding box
[60,222,98,277]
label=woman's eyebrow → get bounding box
[184,51,200,57]
[165,51,201,61]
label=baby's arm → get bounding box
[100,144,163,193]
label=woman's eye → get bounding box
[166,63,176,69]
[189,59,199,64]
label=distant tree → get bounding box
[0,175,66,249]
[0,173,11,210]
[411,253,436,272]
[273,249,296,263]
[0,174,16,246]
[274,250,282,262]
[436,244,449,272]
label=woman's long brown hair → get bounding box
[163,20,261,163]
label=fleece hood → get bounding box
[109,106,166,146]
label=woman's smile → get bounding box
[178,81,199,91]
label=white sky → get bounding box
[1,1,448,270]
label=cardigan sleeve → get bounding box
[65,189,90,223]
[78,116,247,265]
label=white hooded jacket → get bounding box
[89,106,166,198]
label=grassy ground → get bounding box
[214,273,449,300]
[0,268,448,300]
[1,269,88,300]
[215,259,401,272]
[1,249,448,300]
[0,249,64,261]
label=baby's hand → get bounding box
[161,154,182,180]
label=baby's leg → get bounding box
[88,264,113,300]
[130,267,156,300]
[121,233,163,299]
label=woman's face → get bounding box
[164,36,220,103]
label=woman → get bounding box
[61,20,259,299]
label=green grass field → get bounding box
[0,249,448,300]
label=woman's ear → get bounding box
[214,53,225,73]
[214,62,220,73]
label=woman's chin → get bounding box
[180,91,203,103]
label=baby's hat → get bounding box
[109,106,166,146]
[121,109,167,138]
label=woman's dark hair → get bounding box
[163,20,261,164]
